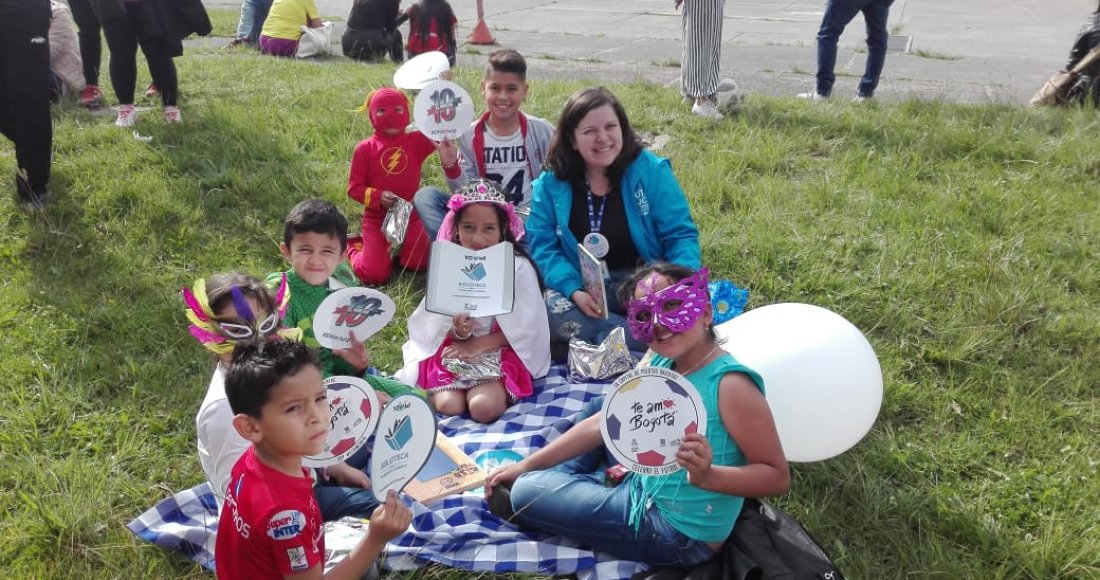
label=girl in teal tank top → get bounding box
[485,264,790,567]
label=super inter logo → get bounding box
[267,510,307,540]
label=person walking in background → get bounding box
[0,0,52,209]
[676,0,726,119]
[92,0,211,126]
[68,0,106,108]
[798,0,895,102]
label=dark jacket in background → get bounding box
[89,0,211,56]
[0,0,48,14]
[347,0,406,32]
[1066,12,1100,105]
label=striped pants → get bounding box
[680,0,725,99]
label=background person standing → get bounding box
[676,0,725,119]
[799,0,895,102]
[67,0,106,107]
[0,0,52,208]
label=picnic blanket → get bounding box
[127,365,650,579]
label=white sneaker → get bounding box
[796,91,829,102]
[115,104,137,127]
[164,106,182,124]
[691,100,723,119]
[853,94,873,103]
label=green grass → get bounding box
[2,40,1099,579]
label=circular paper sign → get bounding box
[312,287,396,349]
[393,51,451,90]
[413,80,474,142]
[303,376,381,468]
[600,366,708,476]
[370,394,439,501]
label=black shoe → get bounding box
[15,172,48,210]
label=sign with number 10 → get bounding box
[414,80,474,141]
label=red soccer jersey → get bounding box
[215,448,324,579]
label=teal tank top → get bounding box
[627,352,765,542]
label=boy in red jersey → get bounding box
[216,340,411,579]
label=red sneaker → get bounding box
[144,83,159,98]
[79,85,103,108]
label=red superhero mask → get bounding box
[368,88,410,134]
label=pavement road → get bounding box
[204,0,1095,104]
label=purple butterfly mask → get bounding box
[626,267,710,343]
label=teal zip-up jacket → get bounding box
[526,149,702,298]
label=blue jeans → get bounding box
[236,0,274,42]
[815,0,893,97]
[413,185,450,242]
[545,268,645,352]
[509,398,718,567]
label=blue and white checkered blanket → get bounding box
[127,365,649,579]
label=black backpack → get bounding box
[632,499,844,580]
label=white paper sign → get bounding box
[312,288,396,349]
[426,240,515,317]
[370,394,438,501]
[303,376,381,468]
[600,367,708,476]
[413,80,474,141]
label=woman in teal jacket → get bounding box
[526,86,701,351]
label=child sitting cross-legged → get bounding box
[396,179,550,423]
[216,340,412,579]
[267,198,423,402]
[485,264,790,567]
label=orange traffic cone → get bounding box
[467,0,497,45]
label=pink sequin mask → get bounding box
[626,268,710,343]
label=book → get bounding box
[577,243,609,320]
[426,240,515,317]
[402,431,487,505]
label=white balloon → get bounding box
[715,303,883,462]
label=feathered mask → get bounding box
[181,274,301,354]
[436,179,526,243]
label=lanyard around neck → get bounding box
[585,179,608,234]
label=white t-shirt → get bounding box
[196,365,250,511]
[481,127,532,210]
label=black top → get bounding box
[347,0,405,31]
[568,185,641,272]
[1067,13,1100,72]
[0,0,47,14]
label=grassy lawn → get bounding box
[1,27,1098,579]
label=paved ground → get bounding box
[205,0,1092,104]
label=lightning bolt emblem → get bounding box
[385,150,402,174]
